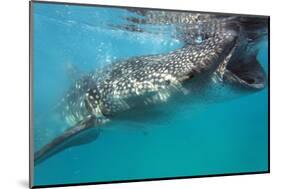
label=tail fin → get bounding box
[34,116,102,165]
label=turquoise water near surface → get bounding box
[33,3,268,186]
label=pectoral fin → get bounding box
[34,116,107,165]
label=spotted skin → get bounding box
[60,30,237,126]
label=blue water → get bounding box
[33,2,268,186]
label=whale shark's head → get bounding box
[225,53,267,90]
[219,18,268,90]
[219,30,267,91]
[167,28,267,103]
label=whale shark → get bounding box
[34,14,267,165]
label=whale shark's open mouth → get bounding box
[225,53,267,90]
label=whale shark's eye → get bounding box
[188,74,194,79]
[165,80,171,85]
